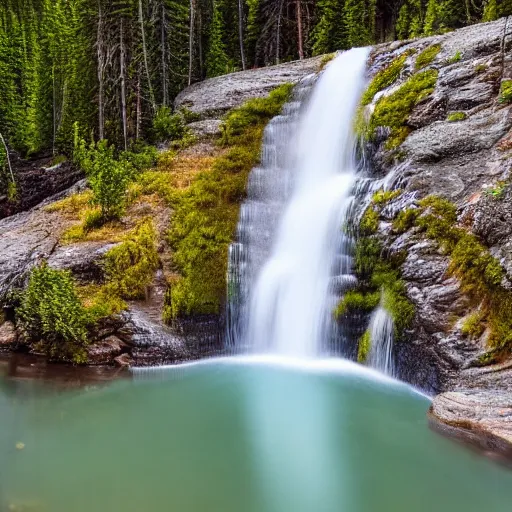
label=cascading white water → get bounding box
[367,307,395,376]
[230,48,370,357]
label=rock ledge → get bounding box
[429,390,512,462]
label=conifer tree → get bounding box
[310,0,346,55]
[206,1,229,77]
[343,0,376,47]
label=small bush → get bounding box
[360,207,379,235]
[152,106,187,142]
[415,45,441,71]
[447,112,467,122]
[75,140,133,222]
[499,80,512,104]
[104,219,160,300]
[17,262,89,363]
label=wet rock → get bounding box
[87,335,125,365]
[114,353,133,367]
[0,321,17,346]
[407,94,447,129]
[175,56,323,119]
[429,390,512,460]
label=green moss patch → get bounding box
[447,112,467,122]
[335,290,380,318]
[361,54,408,106]
[395,194,512,357]
[368,69,439,149]
[163,84,292,320]
[415,44,441,71]
[499,80,512,104]
[358,330,371,363]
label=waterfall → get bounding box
[227,48,369,357]
[367,307,395,376]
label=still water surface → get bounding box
[2,356,512,512]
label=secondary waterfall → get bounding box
[227,48,369,357]
[367,307,395,376]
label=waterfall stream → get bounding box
[227,48,370,357]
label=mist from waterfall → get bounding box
[227,48,369,357]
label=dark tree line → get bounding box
[0,0,510,160]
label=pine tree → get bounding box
[343,0,377,47]
[310,0,346,55]
[396,0,424,39]
[206,1,229,77]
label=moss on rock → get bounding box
[163,84,293,321]
[415,44,441,71]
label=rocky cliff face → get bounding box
[360,18,512,394]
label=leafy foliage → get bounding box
[17,262,89,363]
[447,111,467,122]
[152,107,187,142]
[104,219,160,300]
[499,80,512,105]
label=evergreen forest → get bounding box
[0,0,511,171]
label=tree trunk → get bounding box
[0,133,15,185]
[97,0,105,140]
[276,0,284,64]
[120,18,128,150]
[188,0,195,86]
[296,0,304,60]
[161,3,168,106]
[139,0,156,112]
[136,71,141,140]
[238,0,246,70]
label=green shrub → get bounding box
[17,262,89,363]
[447,112,467,122]
[475,63,488,74]
[499,80,512,104]
[369,69,439,149]
[75,140,133,222]
[361,54,408,106]
[360,207,379,235]
[152,106,187,142]
[415,44,441,71]
[104,219,159,300]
